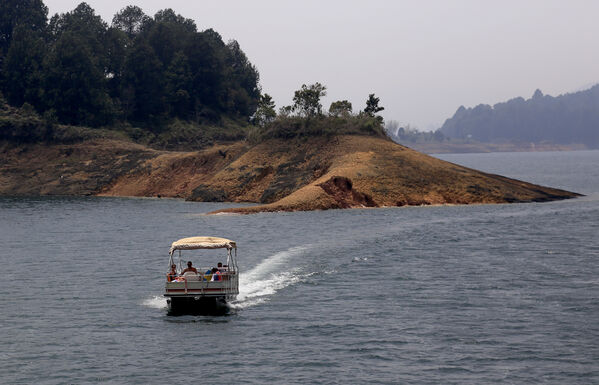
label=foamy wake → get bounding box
[231,246,310,309]
[142,295,167,309]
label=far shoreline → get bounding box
[404,142,592,154]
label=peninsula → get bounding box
[0,132,579,214]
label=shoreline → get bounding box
[404,142,591,154]
[0,136,581,215]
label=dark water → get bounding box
[1,151,598,384]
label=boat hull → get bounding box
[166,295,232,315]
[164,272,238,315]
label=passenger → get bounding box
[181,261,198,274]
[211,267,221,281]
[204,269,213,281]
[167,264,178,282]
[217,262,229,280]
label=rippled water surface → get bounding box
[1,151,598,384]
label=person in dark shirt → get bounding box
[181,261,198,274]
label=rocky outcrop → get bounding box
[317,176,376,208]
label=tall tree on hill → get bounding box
[146,9,197,68]
[111,5,149,39]
[165,51,193,119]
[2,25,46,108]
[47,2,108,66]
[186,29,227,121]
[121,39,166,126]
[329,100,353,117]
[364,93,384,117]
[42,31,113,126]
[251,94,276,126]
[224,40,260,118]
[0,0,48,99]
[293,83,327,117]
[104,26,128,106]
[0,0,48,58]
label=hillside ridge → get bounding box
[0,135,580,214]
[438,85,599,147]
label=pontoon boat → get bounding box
[164,236,239,315]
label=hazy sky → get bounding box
[44,0,599,130]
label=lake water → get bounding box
[1,150,598,384]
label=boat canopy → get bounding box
[169,236,237,255]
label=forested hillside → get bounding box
[438,86,599,148]
[0,0,260,131]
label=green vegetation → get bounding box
[0,1,389,148]
[249,85,388,142]
[0,0,259,144]
[0,94,130,143]
[364,94,384,117]
[328,100,352,117]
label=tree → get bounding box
[364,93,384,117]
[251,94,276,126]
[328,100,352,117]
[121,39,166,125]
[224,40,260,118]
[42,31,113,126]
[146,9,197,67]
[165,51,192,119]
[0,0,48,58]
[111,5,149,38]
[185,29,227,121]
[48,3,107,50]
[47,3,109,82]
[278,105,293,117]
[292,82,327,117]
[104,27,128,102]
[2,25,46,108]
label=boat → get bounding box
[164,236,239,315]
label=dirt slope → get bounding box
[200,136,580,214]
[0,135,579,213]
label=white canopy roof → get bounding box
[169,236,237,255]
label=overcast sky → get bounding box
[44,0,599,130]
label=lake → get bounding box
[1,150,598,384]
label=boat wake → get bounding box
[142,295,167,309]
[231,246,310,309]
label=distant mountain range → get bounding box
[438,85,599,148]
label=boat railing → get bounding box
[167,269,236,281]
[166,270,239,295]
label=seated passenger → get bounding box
[181,261,198,274]
[204,269,213,281]
[211,267,221,281]
[167,264,178,282]
[217,262,229,280]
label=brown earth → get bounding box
[0,135,580,214]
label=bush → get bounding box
[249,114,389,143]
[149,118,247,150]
